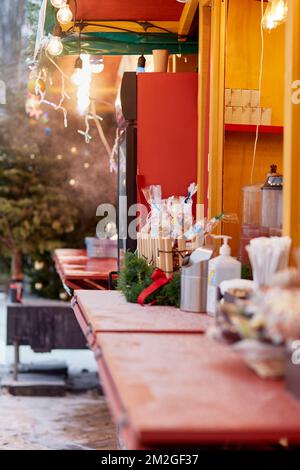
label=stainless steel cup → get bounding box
[180,260,209,313]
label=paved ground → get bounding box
[0,292,117,450]
[0,390,117,450]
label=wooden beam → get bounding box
[208,0,227,219]
[61,21,179,34]
[178,0,199,36]
[283,0,300,255]
[197,4,211,209]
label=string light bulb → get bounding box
[70,53,92,115]
[136,55,146,73]
[90,56,105,74]
[50,0,67,7]
[71,56,84,85]
[272,0,287,23]
[57,4,73,24]
[47,24,63,56]
[262,0,287,31]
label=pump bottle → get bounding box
[206,235,241,316]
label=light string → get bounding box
[35,50,71,127]
[34,44,113,162]
[109,128,119,173]
[90,101,111,156]
[250,0,265,184]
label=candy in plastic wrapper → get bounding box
[184,212,239,240]
[142,185,162,237]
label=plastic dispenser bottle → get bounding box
[206,236,241,316]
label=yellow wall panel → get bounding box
[223,0,284,257]
[223,133,283,255]
[226,0,285,125]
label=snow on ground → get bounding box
[0,391,117,450]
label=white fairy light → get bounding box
[75,54,92,115]
[90,57,105,74]
[50,0,67,8]
[71,67,84,86]
[46,35,63,56]
[57,4,73,24]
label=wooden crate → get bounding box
[136,233,203,274]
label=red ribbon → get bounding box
[137,268,173,306]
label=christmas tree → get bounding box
[0,145,78,280]
[0,0,117,297]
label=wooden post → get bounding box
[283,0,300,255]
[178,0,199,36]
[208,0,227,221]
[198,2,211,209]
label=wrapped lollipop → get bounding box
[142,185,162,237]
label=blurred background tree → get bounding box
[0,0,117,298]
[0,145,78,280]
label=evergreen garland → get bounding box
[117,251,180,307]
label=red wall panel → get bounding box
[137,73,198,205]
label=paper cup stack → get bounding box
[246,237,291,287]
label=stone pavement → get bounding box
[0,390,117,450]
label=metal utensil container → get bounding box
[180,259,209,313]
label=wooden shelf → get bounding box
[225,124,284,134]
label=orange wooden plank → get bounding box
[95,333,300,449]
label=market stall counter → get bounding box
[54,249,117,292]
[71,290,300,449]
[71,290,211,343]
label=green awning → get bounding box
[61,32,198,56]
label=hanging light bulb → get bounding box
[46,24,63,56]
[272,0,287,25]
[71,56,84,85]
[57,4,73,24]
[76,54,92,115]
[262,0,288,31]
[90,56,105,74]
[50,0,67,7]
[136,55,146,73]
[262,2,277,30]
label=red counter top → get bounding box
[73,290,211,335]
[54,249,117,290]
[70,290,300,449]
[95,332,300,449]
